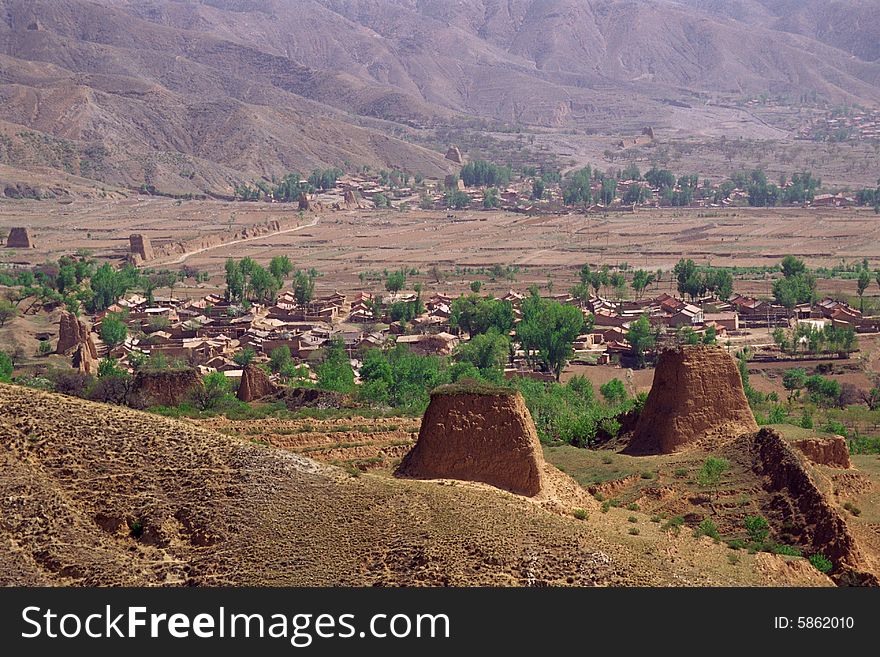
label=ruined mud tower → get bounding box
[5,227,34,248]
[626,345,758,454]
[128,234,154,265]
[397,384,546,496]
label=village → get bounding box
[49,272,875,395]
[238,142,880,217]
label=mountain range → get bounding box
[1,0,878,195]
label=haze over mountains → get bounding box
[0,0,878,195]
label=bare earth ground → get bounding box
[2,199,879,305]
[0,383,830,587]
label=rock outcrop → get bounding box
[132,369,202,407]
[445,145,464,164]
[626,345,757,454]
[236,364,278,402]
[56,311,98,359]
[793,436,852,468]
[128,234,154,264]
[397,384,545,496]
[5,227,34,248]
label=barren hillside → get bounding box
[0,383,829,586]
[0,0,878,194]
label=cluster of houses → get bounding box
[86,278,878,387]
[799,108,880,143]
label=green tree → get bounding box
[470,280,482,293]
[744,515,770,544]
[450,295,514,336]
[100,314,128,348]
[191,371,232,411]
[444,190,470,209]
[599,378,627,404]
[224,258,245,303]
[56,263,77,294]
[600,177,617,205]
[385,270,407,293]
[516,295,584,380]
[697,456,729,504]
[781,255,807,278]
[531,179,544,200]
[293,269,316,305]
[460,160,512,187]
[248,264,281,303]
[0,299,18,326]
[673,258,698,299]
[89,263,138,312]
[233,347,256,367]
[269,255,293,281]
[562,166,592,206]
[631,269,654,299]
[269,345,292,374]
[857,269,871,313]
[317,339,355,393]
[644,167,675,190]
[626,315,656,368]
[454,328,509,380]
[783,368,807,401]
[0,351,12,381]
[483,187,500,208]
[97,356,125,378]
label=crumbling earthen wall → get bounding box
[129,234,154,264]
[626,345,757,454]
[133,369,201,407]
[445,145,464,164]
[793,436,852,469]
[397,387,545,496]
[5,227,34,248]
[236,364,277,402]
[750,428,877,586]
[56,311,98,359]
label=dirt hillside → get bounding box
[0,382,830,587]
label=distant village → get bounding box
[55,279,877,388]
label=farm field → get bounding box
[2,199,878,304]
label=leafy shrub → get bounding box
[773,544,802,557]
[628,527,640,535]
[573,508,588,521]
[695,518,719,540]
[809,553,833,574]
[626,503,640,511]
[627,515,638,523]
[843,502,861,516]
[744,515,770,543]
[661,516,685,535]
